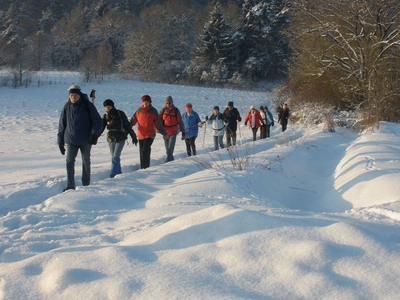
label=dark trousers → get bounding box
[185,136,197,156]
[139,138,154,169]
[66,143,92,188]
[260,125,266,139]
[226,128,237,147]
[251,127,258,141]
[282,119,288,132]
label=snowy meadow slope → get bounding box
[1,73,400,299]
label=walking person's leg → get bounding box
[65,144,79,190]
[213,136,218,150]
[218,135,224,149]
[166,134,177,161]
[185,138,192,156]
[141,138,154,169]
[225,128,231,147]
[252,128,257,141]
[80,143,92,186]
[190,136,197,155]
[139,139,145,168]
[164,136,174,162]
[109,141,124,177]
[232,131,237,146]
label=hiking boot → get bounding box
[63,186,75,192]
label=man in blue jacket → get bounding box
[58,85,102,192]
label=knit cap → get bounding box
[68,84,81,94]
[103,99,114,107]
[142,95,152,103]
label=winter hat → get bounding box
[227,101,234,107]
[165,96,173,104]
[260,106,264,110]
[214,106,219,111]
[142,95,152,103]
[68,84,81,95]
[185,103,193,108]
[250,105,255,109]
[103,99,114,107]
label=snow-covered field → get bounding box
[1,72,400,299]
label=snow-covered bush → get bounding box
[290,102,359,130]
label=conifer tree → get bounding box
[196,1,237,83]
[238,0,290,81]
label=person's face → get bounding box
[69,93,80,103]
[186,107,192,114]
[214,109,219,115]
[142,101,150,107]
[104,105,112,113]
[166,102,172,108]
[228,106,233,110]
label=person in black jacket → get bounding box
[223,101,242,147]
[100,99,138,178]
[57,84,102,192]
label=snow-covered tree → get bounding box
[194,1,237,84]
[288,0,400,124]
[51,1,92,68]
[238,0,290,81]
[89,9,133,65]
[0,1,39,85]
[121,0,196,82]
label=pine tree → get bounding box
[196,1,237,84]
[238,0,290,81]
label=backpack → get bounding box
[161,107,178,127]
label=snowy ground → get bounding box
[1,73,400,299]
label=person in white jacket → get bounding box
[259,106,267,139]
[206,106,225,150]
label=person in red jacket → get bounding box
[159,96,185,162]
[244,105,264,141]
[131,95,167,169]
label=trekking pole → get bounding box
[202,121,207,148]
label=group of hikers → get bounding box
[57,85,289,192]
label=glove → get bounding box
[89,134,98,145]
[205,116,209,121]
[272,122,274,127]
[237,116,242,122]
[131,136,138,146]
[244,122,247,126]
[198,122,203,128]
[59,144,65,155]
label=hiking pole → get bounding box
[202,121,207,148]
[238,121,243,146]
